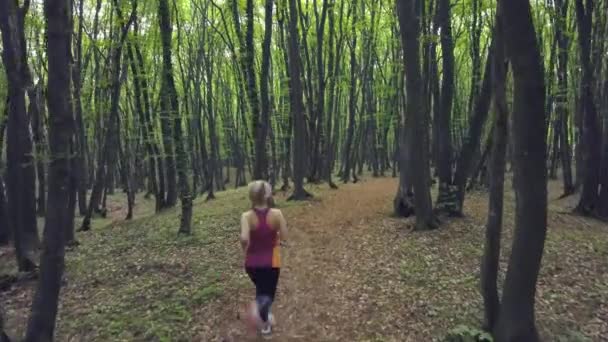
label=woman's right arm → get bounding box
[278,210,288,243]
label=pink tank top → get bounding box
[245,208,281,268]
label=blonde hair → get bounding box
[248,180,272,207]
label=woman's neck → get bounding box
[253,204,268,210]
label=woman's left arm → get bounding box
[240,213,250,252]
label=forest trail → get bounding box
[219,177,402,341]
[213,176,608,342]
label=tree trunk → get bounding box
[555,0,575,196]
[394,93,415,218]
[574,0,602,215]
[158,0,193,234]
[0,0,40,271]
[342,0,358,184]
[324,0,339,189]
[494,0,548,340]
[312,0,329,183]
[287,0,311,200]
[434,0,456,215]
[29,85,47,217]
[25,0,73,338]
[396,0,437,231]
[482,10,508,331]
[81,2,135,231]
[204,60,217,200]
[256,0,273,181]
[73,0,89,216]
[0,173,8,246]
[453,33,496,215]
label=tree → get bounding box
[158,0,193,234]
[494,0,548,340]
[80,0,137,232]
[481,14,508,332]
[24,0,74,338]
[574,0,602,216]
[434,0,456,215]
[396,0,437,231]
[553,0,575,197]
[0,0,40,271]
[287,0,312,200]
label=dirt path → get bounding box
[214,176,608,341]
[219,178,401,341]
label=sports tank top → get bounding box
[245,208,281,268]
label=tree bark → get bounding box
[453,33,495,215]
[574,0,602,215]
[81,1,135,231]
[257,0,274,181]
[434,0,456,215]
[158,0,193,234]
[554,0,575,196]
[29,84,47,217]
[25,0,73,338]
[494,0,548,340]
[0,0,40,271]
[287,0,311,200]
[73,0,89,216]
[396,0,437,231]
[482,10,508,331]
[342,0,358,184]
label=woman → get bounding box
[240,180,288,336]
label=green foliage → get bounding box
[443,325,493,342]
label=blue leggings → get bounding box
[246,268,280,322]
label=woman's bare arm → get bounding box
[277,210,288,243]
[240,213,250,251]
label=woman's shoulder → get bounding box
[269,208,284,218]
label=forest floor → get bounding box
[1,176,607,341]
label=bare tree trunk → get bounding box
[81,2,135,231]
[482,10,508,331]
[257,0,274,181]
[73,0,89,216]
[453,34,495,215]
[494,0,548,340]
[25,0,74,338]
[574,0,602,215]
[158,0,193,234]
[434,0,457,215]
[287,0,311,200]
[554,0,575,196]
[29,84,47,217]
[396,0,437,231]
[0,0,40,271]
[342,0,358,184]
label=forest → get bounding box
[0,0,607,340]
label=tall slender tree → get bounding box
[287,0,311,200]
[481,9,508,331]
[574,0,602,216]
[396,0,437,231]
[25,0,74,338]
[495,0,548,340]
[158,0,193,234]
[0,0,40,271]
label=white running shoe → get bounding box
[261,323,272,336]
